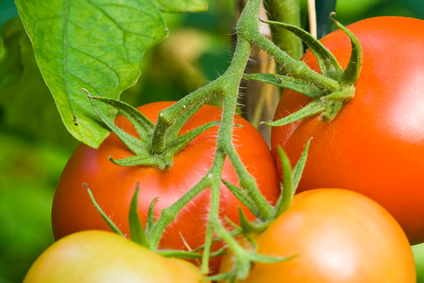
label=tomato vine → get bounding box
[13,0,363,280]
[80,0,362,279]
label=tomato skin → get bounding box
[271,16,424,244]
[52,102,280,273]
[24,230,209,283]
[220,189,416,283]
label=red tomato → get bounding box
[271,16,424,244]
[52,102,280,274]
[24,230,209,283]
[219,189,416,282]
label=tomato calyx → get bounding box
[210,140,310,282]
[244,14,362,126]
[88,96,219,170]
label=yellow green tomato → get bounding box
[24,230,209,283]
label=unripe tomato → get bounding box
[24,230,209,283]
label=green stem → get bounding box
[225,147,274,221]
[201,150,226,274]
[217,3,275,221]
[199,1,279,271]
[237,0,340,93]
[263,0,303,60]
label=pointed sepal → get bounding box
[260,18,343,79]
[128,183,150,248]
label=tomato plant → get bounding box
[219,189,416,282]
[271,16,424,245]
[7,0,424,280]
[24,230,209,283]
[51,101,280,273]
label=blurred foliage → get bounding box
[414,243,424,282]
[1,0,424,282]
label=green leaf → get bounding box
[156,0,208,13]
[14,0,168,148]
[0,18,23,87]
[0,20,79,151]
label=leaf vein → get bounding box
[67,44,120,83]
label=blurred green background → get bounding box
[1,0,424,282]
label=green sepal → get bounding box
[128,184,150,248]
[158,247,225,259]
[85,183,124,236]
[292,138,311,192]
[109,154,167,169]
[164,100,205,141]
[205,271,237,282]
[244,73,323,99]
[158,250,203,259]
[261,18,343,79]
[247,250,296,264]
[274,146,293,217]
[145,197,158,235]
[265,99,327,127]
[274,139,310,217]
[88,96,155,137]
[165,120,220,159]
[257,16,361,126]
[231,250,294,280]
[320,85,355,101]
[319,100,343,122]
[238,208,256,233]
[151,100,209,155]
[88,96,145,155]
[330,13,362,85]
[237,207,269,234]
[222,179,261,219]
[88,96,218,169]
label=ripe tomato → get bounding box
[271,16,424,244]
[219,189,416,283]
[24,230,209,283]
[52,102,280,274]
